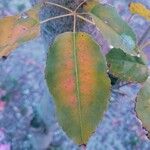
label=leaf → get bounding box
[45,32,111,144]
[84,0,137,54]
[136,78,150,134]
[106,48,149,83]
[129,2,150,21]
[0,4,41,57]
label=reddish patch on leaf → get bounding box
[11,25,28,43]
[69,96,77,106]
[63,77,75,93]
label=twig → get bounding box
[140,41,150,50]
[44,1,73,13]
[77,15,95,25]
[138,25,150,46]
[117,82,132,88]
[127,14,134,23]
[40,13,73,24]
[77,12,89,15]
[112,89,127,96]
[75,0,86,12]
[73,13,76,33]
[41,1,95,27]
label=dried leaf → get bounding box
[0,4,41,57]
[129,2,150,21]
[45,32,111,144]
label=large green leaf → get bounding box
[0,4,41,57]
[136,78,150,134]
[106,48,148,83]
[84,0,137,54]
[45,32,111,144]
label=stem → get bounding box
[127,14,134,23]
[41,2,95,27]
[140,41,150,50]
[75,0,86,11]
[73,13,76,33]
[117,82,132,88]
[77,12,89,15]
[77,15,95,25]
[44,1,73,13]
[138,25,150,46]
[112,89,127,96]
[40,13,73,24]
[79,144,86,150]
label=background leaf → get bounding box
[45,32,111,144]
[0,4,41,57]
[106,48,148,83]
[129,2,150,21]
[84,0,137,54]
[136,78,150,134]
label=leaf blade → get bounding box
[84,1,137,54]
[106,48,149,83]
[136,78,150,134]
[45,32,111,144]
[0,4,41,57]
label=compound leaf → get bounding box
[136,78,150,134]
[45,32,111,144]
[0,4,41,57]
[106,48,148,83]
[84,0,137,54]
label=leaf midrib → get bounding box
[73,32,83,143]
[109,58,146,66]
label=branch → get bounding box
[75,0,86,12]
[44,1,73,13]
[117,82,132,88]
[77,15,95,26]
[127,14,134,23]
[138,25,150,46]
[73,13,76,33]
[40,14,73,24]
[112,89,127,96]
[140,41,150,50]
[77,12,89,15]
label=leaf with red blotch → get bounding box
[45,32,111,144]
[0,4,41,57]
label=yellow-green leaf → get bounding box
[0,4,41,57]
[129,2,150,21]
[84,0,137,54]
[136,78,150,134]
[45,32,111,144]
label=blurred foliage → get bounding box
[129,2,150,21]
